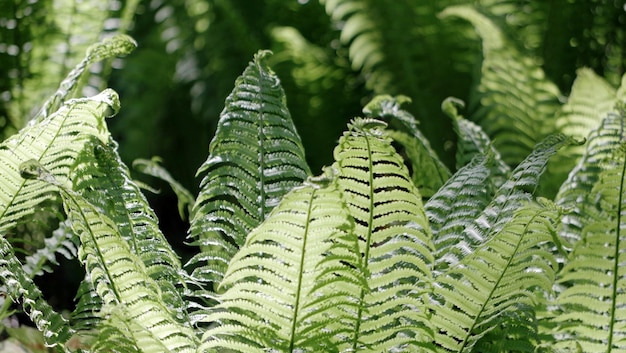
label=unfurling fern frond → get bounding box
[188,50,310,288]
[332,118,435,351]
[550,140,626,352]
[363,95,451,198]
[200,167,364,352]
[556,106,626,246]
[431,199,560,353]
[440,5,562,166]
[0,89,119,234]
[19,160,198,352]
[0,235,74,348]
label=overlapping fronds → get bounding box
[431,200,560,353]
[200,168,364,352]
[0,88,119,234]
[19,159,198,352]
[0,235,74,348]
[188,50,310,288]
[332,118,435,351]
[425,154,492,272]
[549,141,626,352]
[69,137,188,323]
[556,106,626,246]
[440,5,562,165]
[363,95,451,198]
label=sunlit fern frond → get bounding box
[200,168,364,352]
[550,140,626,352]
[440,5,562,166]
[363,95,451,198]
[188,50,311,288]
[0,88,119,234]
[425,153,492,273]
[69,137,188,323]
[431,199,560,353]
[475,133,578,236]
[71,273,103,332]
[332,117,435,351]
[0,234,74,348]
[556,106,626,247]
[19,159,199,352]
[442,96,510,188]
[546,68,620,196]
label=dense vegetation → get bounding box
[1,0,625,352]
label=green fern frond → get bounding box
[70,137,188,323]
[550,140,626,352]
[22,220,77,277]
[431,199,560,353]
[0,235,74,348]
[425,154,492,273]
[19,160,199,352]
[442,96,510,188]
[363,94,451,198]
[71,274,103,332]
[188,50,311,287]
[556,107,626,246]
[133,157,195,221]
[332,117,435,351]
[477,133,578,236]
[200,168,364,352]
[440,5,562,166]
[0,88,119,234]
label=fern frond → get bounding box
[0,235,74,348]
[550,140,626,352]
[556,107,626,246]
[19,160,199,352]
[0,88,119,234]
[188,50,310,287]
[431,199,559,353]
[440,5,562,165]
[133,157,195,221]
[200,168,364,352]
[22,220,77,277]
[363,94,451,198]
[70,137,188,324]
[442,96,510,188]
[332,118,435,351]
[425,153,492,273]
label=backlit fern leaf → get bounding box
[0,88,119,234]
[431,199,560,353]
[425,154,492,273]
[188,50,310,288]
[332,118,435,351]
[70,137,188,324]
[0,235,74,348]
[440,5,562,165]
[19,160,199,352]
[556,106,626,246]
[200,168,364,352]
[22,219,77,277]
[550,139,626,352]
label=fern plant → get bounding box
[3,2,626,352]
